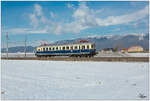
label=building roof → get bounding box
[129,46,143,48]
[122,48,128,50]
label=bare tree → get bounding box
[114,44,118,52]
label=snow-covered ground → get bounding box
[1,52,149,58]
[1,60,149,100]
[1,53,36,57]
[96,52,149,57]
[126,53,149,57]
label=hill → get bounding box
[1,33,149,53]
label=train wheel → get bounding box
[37,55,41,58]
[89,55,92,58]
[79,55,81,58]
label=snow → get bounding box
[96,52,149,57]
[1,52,148,58]
[1,60,149,100]
[1,53,36,57]
[87,33,147,39]
[126,53,149,57]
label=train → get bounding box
[35,40,96,57]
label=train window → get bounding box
[46,48,48,51]
[74,46,78,49]
[87,45,89,49]
[82,45,85,49]
[66,46,69,50]
[91,44,94,49]
[79,46,80,49]
[56,47,58,50]
[43,48,45,51]
[53,47,55,50]
[49,47,51,51]
[62,47,65,50]
[38,49,40,51]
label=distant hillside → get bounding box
[1,33,149,53]
[1,46,35,53]
[54,33,149,50]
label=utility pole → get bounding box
[24,36,27,57]
[6,32,8,58]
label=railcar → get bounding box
[35,42,96,57]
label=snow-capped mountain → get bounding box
[54,33,149,50]
[1,33,149,53]
[87,33,147,40]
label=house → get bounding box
[100,48,115,53]
[128,46,144,53]
[121,48,128,53]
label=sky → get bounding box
[1,1,149,47]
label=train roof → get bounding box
[37,42,95,47]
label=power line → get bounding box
[6,32,8,58]
[24,36,27,57]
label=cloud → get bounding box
[29,13,39,29]
[34,4,43,16]
[29,4,51,31]
[67,3,75,9]
[72,2,97,26]
[113,28,121,31]
[5,3,149,35]
[29,29,48,34]
[72,2,148,28]
[8,28,29,34]
[97,5,149,26]
[55,25,63,35]
[4,28,48,34]
[50,12,55,18]
[63,2,148,34]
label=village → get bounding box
[99,46,145,53]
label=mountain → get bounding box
[1,46,35,53]
[53,33,149,51]
[1,33,149,53]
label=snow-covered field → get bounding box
[96,52,149,57]
[1,52,149,58]
[126,53,149,57]
[1,53,36,57]
[1,60,149,100]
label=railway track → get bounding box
[1,57,149,62]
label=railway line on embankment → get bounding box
[1,57,149,62]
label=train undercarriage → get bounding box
[36,53,96,58]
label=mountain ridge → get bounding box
[1,33,149,53]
